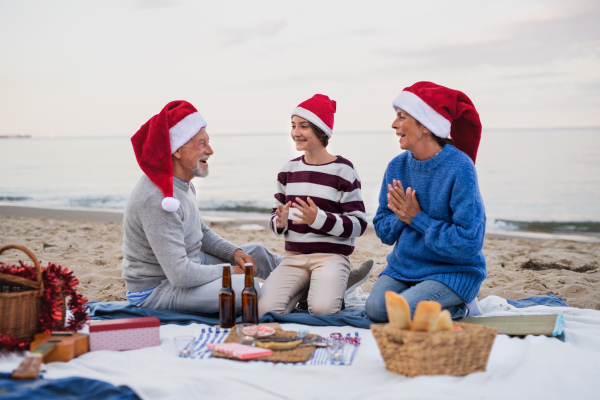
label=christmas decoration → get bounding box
[291,94,336,138]
[392,81,482,163]
[0,261,89,351]
[132,100,206,212]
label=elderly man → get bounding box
[122,100,373,314]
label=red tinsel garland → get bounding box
[0,261,89,351]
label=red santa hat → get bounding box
[131,100,206,212]
[392,81,482,163]
[291,94,336,137]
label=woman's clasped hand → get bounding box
[387,179,421,225]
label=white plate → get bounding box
[257,325,276,338]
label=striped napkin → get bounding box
[190,328,360,366]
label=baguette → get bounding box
[436,309,454,331]
[385,291,412,330]
[411,301,442,332]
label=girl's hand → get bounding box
[291,197,318,225]
[275,201,291,229]
[387,179,421,224]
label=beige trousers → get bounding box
[258,252,351,317]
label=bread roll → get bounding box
[411,301,442,332]
[385,291,411,330]
[436,309,454,331]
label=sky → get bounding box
[1,0,599,137]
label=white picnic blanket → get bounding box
[2,298,600,400]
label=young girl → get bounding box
[258,94,368,316]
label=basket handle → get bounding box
[0,244,44,297]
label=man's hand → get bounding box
[387,179,422,224]
[291,197,318,225]
[233,249,256,275]
[275,201,291,229]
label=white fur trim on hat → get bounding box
[161,197,181,212]
[291,107,333,138]
[392,91,451,139]
[169,112,207,154]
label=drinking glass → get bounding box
[174,335,195,358]
[236,323,259,346]
[327,338,346,364]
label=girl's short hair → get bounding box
[308,121,329,147]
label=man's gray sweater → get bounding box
[122,175,239,292]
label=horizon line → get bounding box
[2,125,600,139]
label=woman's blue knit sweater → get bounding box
[373,145,487,302]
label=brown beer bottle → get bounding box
[219,264,236,328]
[241,263,258,324]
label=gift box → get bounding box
[89,316,160,351]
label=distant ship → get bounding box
[0,133,31,139]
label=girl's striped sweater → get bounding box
[269,155,368,256]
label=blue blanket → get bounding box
[88,301,374,329]
[507,293,569,308]
[89,294,568,329]
[0,372,140,400]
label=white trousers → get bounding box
[258,252,351,317]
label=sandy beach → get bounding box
[1,205,599,310]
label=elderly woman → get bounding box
[365,81,486,322]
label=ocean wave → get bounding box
[68,196,127,208]
[493,219,600,235]
[4,193,600,237]
[0,196,31,201]
[0,195,127,210]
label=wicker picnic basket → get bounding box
[0,244,44,342]
[371,322,497,377]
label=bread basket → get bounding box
[371,322,497,377]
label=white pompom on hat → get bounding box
[291,94,336,138]
[131,100,207,212]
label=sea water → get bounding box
[1,128,599,236]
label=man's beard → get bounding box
[192,160,209,178]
